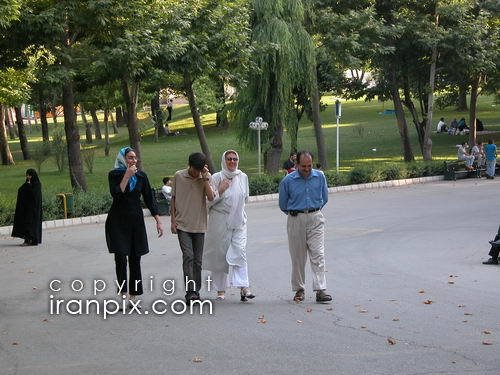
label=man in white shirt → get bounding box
[436,117,447,133]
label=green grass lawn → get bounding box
[1,95,499,200]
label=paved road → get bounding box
[1,178,499,375]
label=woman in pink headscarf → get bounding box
[203,150,255,302]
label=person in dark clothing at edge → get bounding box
[12,169,43,246]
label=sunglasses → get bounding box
[226,157,238,162]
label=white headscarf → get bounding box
[221,150,246,229]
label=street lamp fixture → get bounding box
[248,116,268,175]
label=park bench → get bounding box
[153,188,170,216]
[443,160,481,181]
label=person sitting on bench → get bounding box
[457,142,475,171]
[471,141,485,168]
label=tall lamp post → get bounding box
[249,116,268,175]
[335,100,342,173]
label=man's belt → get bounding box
[289,208,320,216]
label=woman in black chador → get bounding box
[105,147,163,307]
[12,169,43,246]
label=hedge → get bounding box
[0,162,446,226]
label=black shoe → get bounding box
[240,288,255,302]
[185,292,198,303]
[316,290,333,303]
[482,258,498,265]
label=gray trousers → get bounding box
[286,211,327,292]
[177,230,205,294]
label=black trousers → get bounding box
[177,229,204,295]
[114,253,143,295]
[488,232,500,259]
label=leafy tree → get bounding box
[86,0,187,170]
[235,0,315,173]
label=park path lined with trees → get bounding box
[0,0,498,189]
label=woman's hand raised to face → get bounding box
[219,178,232,196]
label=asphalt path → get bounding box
[1,178,499,375]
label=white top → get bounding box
[161,185,172,200]
[437,120,446,132]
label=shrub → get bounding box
[43,194,63,221]
[0,193,16,227]
[82,147,96,174]
[51,127,66,172]
[348,165,382,184]
[324,171,346,187]
[381,164,408,181]
[249,174,282,196]
[406,163,425,178]
[72,190,112,217]
[421,161,446,176]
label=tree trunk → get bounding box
[62,81,87,191]
[151,91,167,139]
[215,76,228,129]
[402,76,424,153]
[264,76,283,174]
[6,108,16,139]
[90,108,102,140]
[110,111,118,134]
[0,105,15,165]
[457,83,468,111]
[51,94,58,124]
[15,106,29,160]
[265,121,283,173]
[104,109,110,157]
[390,67,414,162]
[468,75,480,147]
[80,104,93,144]
[115,106,125,127]
[423,41,438,161]
[121,78,143,170]
[310,66,327,169]
[183,71,215,173]
[38,94,49,142]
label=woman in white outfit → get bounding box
[203,150,255,302]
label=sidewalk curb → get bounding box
[0,175,444,237]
